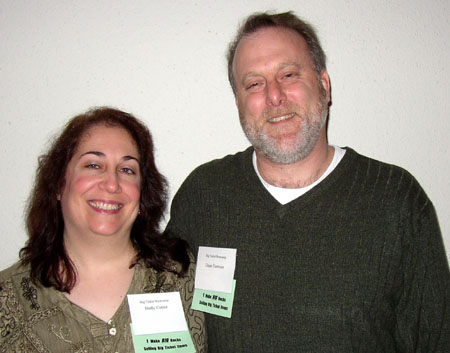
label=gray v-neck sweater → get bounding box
[166,147,450,352]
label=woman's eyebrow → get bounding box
[80,151,104,158]
[79,151,139,162]
[122,155,139,162]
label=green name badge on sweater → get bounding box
[192,280,236,318]
[192,246,237,318]
[130,325,195,353]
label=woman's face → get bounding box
[59,125,141,240]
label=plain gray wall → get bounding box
[1,0,449,268]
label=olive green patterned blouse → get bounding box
[0,261,206,353]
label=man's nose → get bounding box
[266,80,286,106]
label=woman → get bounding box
[0,107,206,352]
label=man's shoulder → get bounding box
[344,147,428,202]
[184,147,253,182]
[346,147,415,178]
[195,147,252,171]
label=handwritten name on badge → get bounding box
[127,292,188,335]
[195,246,236,293]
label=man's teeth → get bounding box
[89,201,121,210]
[268,113,296,123]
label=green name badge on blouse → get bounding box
[127,292,195,353]
[130,325,194,353]
[191,246,237,318]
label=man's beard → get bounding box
[239,88,329,165]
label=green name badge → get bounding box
[130,324,195,353]
[191,280,236,318]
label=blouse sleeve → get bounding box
[0,276,40,352]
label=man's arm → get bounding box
[394,201,450,352]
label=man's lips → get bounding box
[88,200,123,211]
[267,113,296,123]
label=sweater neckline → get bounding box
[239,146,357,212]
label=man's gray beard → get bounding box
[239,96,329,165]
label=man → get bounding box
[165,11,450,352]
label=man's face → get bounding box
[233,27,330,164]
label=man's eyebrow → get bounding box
[241,71,261,82]
[241,62,303,81]
[79,151,139,162]
[279,62,302,70]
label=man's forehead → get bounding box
[236,26,307,53]
[233,27,310,72]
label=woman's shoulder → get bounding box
[0,261,34,350]
[134,256,196,294]
[0,260,29,283]
[0,261,44,320]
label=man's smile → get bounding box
[267,113,296,123]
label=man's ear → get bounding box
[320,69,331,99]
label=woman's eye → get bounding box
[86,163,100,169]
[121,167,135,175]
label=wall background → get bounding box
[1,0,449,269]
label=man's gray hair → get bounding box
[227,11,327,95]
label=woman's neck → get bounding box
[63,231,137,271]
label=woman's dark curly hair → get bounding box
[20,107,189,292]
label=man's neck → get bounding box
[255,141,334,189]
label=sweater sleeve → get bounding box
[177,260,207,353]
[393,196,450,352]
[165,169,204,257]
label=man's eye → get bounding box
[246,81,264,91]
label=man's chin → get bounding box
[259,146,304,165]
